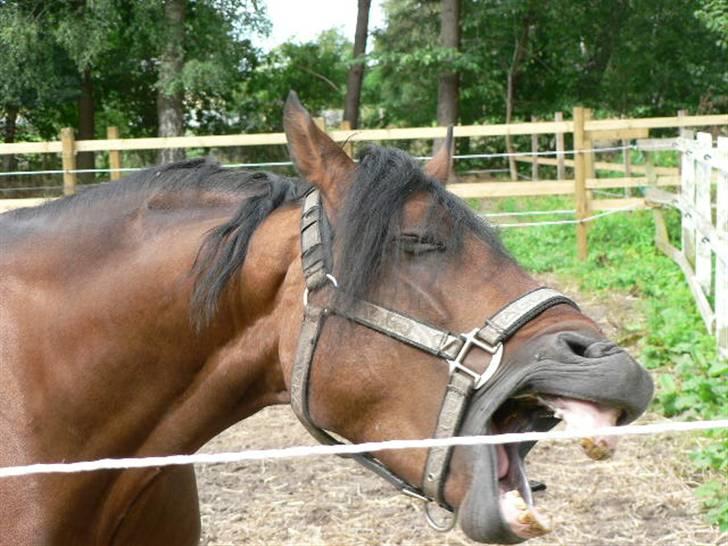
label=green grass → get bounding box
[490,195,728,531]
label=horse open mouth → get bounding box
[460,393,622,543]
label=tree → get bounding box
[52,0,123,180]
[0,2,66,178]
[158,0,186,163]
[343,0,371,129]
[436,0,459,128]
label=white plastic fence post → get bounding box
[681,135,696,266]
[716,137,728,358]
[695,132,713,297]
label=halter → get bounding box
[290,189,578,530]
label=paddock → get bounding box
[0,113,726,545]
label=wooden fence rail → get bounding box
[646,133,728,358]
[1,109,726,261]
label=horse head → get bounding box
[278,92,653,543]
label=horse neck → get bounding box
[5,196,301,458]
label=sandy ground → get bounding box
[197,280,727,546]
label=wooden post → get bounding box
[621,116,632,197]
[340,120,354,158]
[61,128,76,196]
[573,106,588,260]
[531,116,539,181]
[107,126,122,181]
[555,112,565,180]
[716,136,728,357]
[583,108,596,182]
[694,132,713,295]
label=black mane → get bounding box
[190,146,505,327]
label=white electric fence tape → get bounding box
[0,418,725,479]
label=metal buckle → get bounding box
[424,501,457,532]
[447,328,504,390]
[302,274,339,306]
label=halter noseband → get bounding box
[289,189,578,530]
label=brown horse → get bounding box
[0,93,653,545]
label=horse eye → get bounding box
[397,233,446,255]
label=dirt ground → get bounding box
[197,279,727,546]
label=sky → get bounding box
[259,0,385,51]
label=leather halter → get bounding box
[290,188,578,529]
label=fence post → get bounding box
[61,128,76,196]
[679,112,696,268]
[695,132,713,295]
[340,120,354,158]
[531,116,539,181]
[621,115,632,197]
[644,143,668,249]
[716,136,728,358]
[573,106,588,260]
[555,111,565,180]
[107,126,122,181]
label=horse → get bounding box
[0,92,653,545]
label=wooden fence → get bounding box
[1,108,726,260]
[646,133,728,358]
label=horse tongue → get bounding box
[539,396,620,460]
[497,444,509,478]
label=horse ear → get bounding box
[283,91,355,209]
[425,126,454,183]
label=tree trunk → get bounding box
[157,0,186,164]
[77,68,95,184]
[505,11,533,180]
[435,0,459,153]
[343,0,371,130]
[2,105,18,186]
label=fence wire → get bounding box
[0,418,724,479]
[0,142,675,181]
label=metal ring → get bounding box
[325,273,339,288]
[424,502,457,532]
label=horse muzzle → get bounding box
[457,330,654,544]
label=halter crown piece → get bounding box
[289,189,578,531]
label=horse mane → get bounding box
[190,146,507,327]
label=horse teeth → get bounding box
[517,509,552,534]
[579,437,614,460]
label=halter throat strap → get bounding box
[289,189,578,517]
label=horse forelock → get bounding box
[332,146,509,311]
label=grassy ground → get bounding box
[486,194,727,531]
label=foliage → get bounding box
[367,0,728,126]
[228,29,351,134]
[496,196,727,531]
[0,0,269,140]
[695,0,728,48]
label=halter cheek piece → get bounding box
[290,189,578,530]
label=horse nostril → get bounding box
[584,341,620,358]
[560,334,619,359]
[564,337,590,357]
